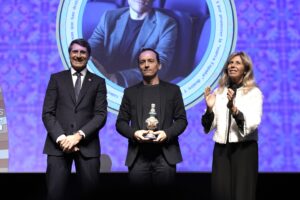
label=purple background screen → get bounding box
[0,0,300,172]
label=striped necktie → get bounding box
[74,72,81,101]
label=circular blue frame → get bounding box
[56,0,237,114]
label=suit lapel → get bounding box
[136,83,143,129]
[110,11,129,52]
[159,81,166,129]
[64,70,76,105]
[132,11,156,57]
[76,71,93,106]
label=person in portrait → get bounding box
[201,51,263,200]
[88,0,178,87]
[115,48,188,193]
[42,39,107,200]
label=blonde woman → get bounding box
[202,51,263,200]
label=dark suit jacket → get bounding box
[116,80,187,167]
[42,70,107,157]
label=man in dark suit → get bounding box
[88,0,177,87]
[116,48,188,192]
[42,38,107,200]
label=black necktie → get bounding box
[74,72,81,101]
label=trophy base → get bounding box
[144,133,156,140]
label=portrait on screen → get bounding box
[82,0,210,88]
[57,0,236,112]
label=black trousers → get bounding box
[46,153,100,200]
[128,150,176,192]
[211,141,258,200]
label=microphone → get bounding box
[227,83,237,109]
[229,83,238,98]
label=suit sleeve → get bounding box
[154,16,178,78]
[116,90,136,140]
[88,10,107,63]
[238,88,263,137]
[164,87,188,142]
[80,78,107,140]
[42,74,65,142]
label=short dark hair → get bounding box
[138,48,160,63]
[68,38,91,56]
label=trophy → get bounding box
[145,103,159,139]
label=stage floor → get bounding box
[0,172,297,200]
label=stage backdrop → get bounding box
[0,0,299,172]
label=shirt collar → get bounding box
[129,8,151,20]
[71,67,87,76]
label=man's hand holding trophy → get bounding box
[134,103,167,143]
[145,104,167,143]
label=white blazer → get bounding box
[207,86,263,144]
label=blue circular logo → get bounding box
[57,0,237,113]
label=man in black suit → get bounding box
[116,48,188,192]
[42,39,107,200]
